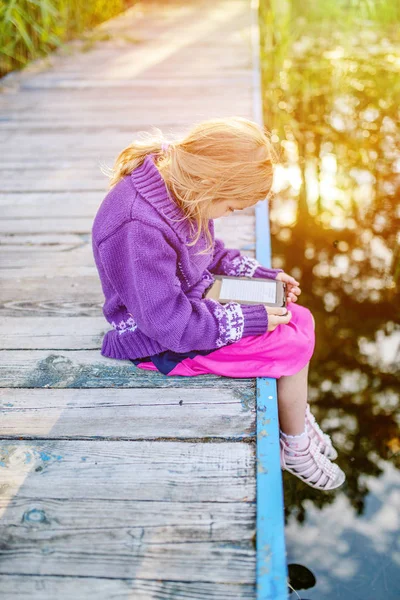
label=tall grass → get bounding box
[259,0,400,135]
[0,0,135,78]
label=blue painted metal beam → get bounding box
[251,0,289,598]
[255,202,288,600]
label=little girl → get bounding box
[92,116,346,491]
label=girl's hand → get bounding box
[264,305,292,331]
[275,272,301,304]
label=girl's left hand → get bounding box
[275,272,301,304]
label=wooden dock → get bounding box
[0,0,287,598]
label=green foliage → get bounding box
[0,0,134,77]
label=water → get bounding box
[260,1,400,597]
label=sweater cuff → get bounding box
[240,303,269,337]
[253,265,284,279]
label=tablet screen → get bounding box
[220,277,277,303]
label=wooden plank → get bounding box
[14,69,252,86]
[0,497,254,543]
[0,317,106,349]
[0,387,255,439]
[0,94,251,116]
[0,105,250,130]
[0,440,255,503]
[0,131,158,159]
[0,440,255,582]
[0,265,96,278]
[0,232,86,247]
[0,219,94,235]
[0,248,94,268]
[0,233,85,252]
[1,76,252,95]
[0,84,251,104]
[0,276,104,317]
[0,176,108,192]
[0,499,256,584]
[0,576,255,600]
[0,158,100,169]
[0,349,254,389]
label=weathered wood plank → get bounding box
[0,233,87,253]
[0,249,94,269]
[0,104,250,130]
[0,350,255,388]
[0,387,255,439]
[0,576,255,599]
[13,68,252,86]
[0,440,256,503]
[0,265,97,278]
[0,193,102,217]
[1,249,95,269]
[0,98,250,121]
[0,317,105,349]
[0,175,107,190]
[0,276,103,317]
[0,219,94,234]
[0,438,255,583]
[0,497,255,582]
[0,87,250,109]
[0,159,100,169]
[0,171,107,191]
[0,131,152,159]
[1,496,255,542]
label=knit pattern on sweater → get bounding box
[209,300,245,347]
[223,255,259,277]
[111,301,245,347]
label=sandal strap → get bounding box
[280,436,340,485]
[306,403,333,447]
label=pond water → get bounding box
[260,1,400,598]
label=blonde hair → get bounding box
[101,116,279,255]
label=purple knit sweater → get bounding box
[91,153,283,360]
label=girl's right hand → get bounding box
[264,305,292,331]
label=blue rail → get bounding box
[251,0,289,598]
[255,204,288,600]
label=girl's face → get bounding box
[206,199,256,219]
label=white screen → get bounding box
[220,278,277,303]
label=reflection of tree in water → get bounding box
[259,1,400,522]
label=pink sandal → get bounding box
[280,434,346,490]
[305,403,338,460]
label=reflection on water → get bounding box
[286,463,399,598]
[260,1,400,598]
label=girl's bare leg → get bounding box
[277,360,309,435]
[276,315,347,489]
[277,312,315,435]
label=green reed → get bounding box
[0,0,134,78]
[259,0,400,284]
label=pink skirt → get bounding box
[134,301,315,378]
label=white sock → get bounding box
[280,426,309,456]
